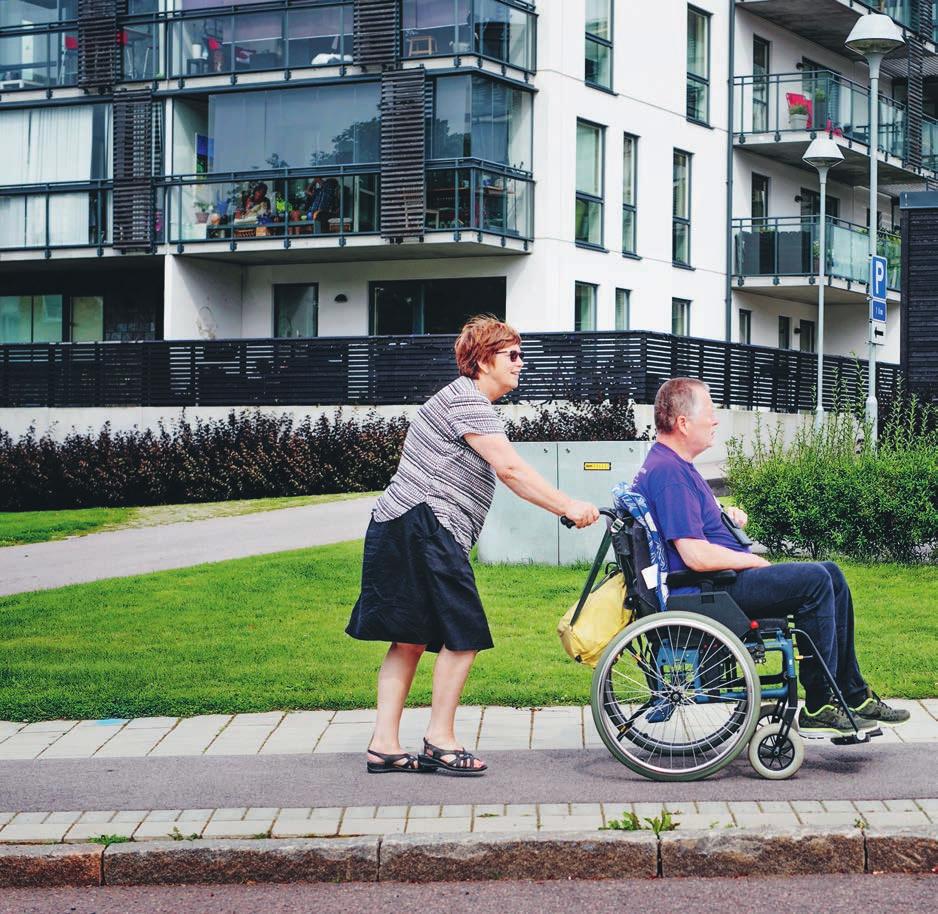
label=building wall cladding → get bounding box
[900,197,938,404]
[1,0,933,370]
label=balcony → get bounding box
[732,215,902,303]
[736,0,936,70]
[168,1,353,80]
[0,182,113,253]
[0,24,80,92]
[401,0,536,72]
[733,71,935,183]
[426,164,533,239]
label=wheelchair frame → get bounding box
[569,509,880,781]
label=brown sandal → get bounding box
[418,739,487,776]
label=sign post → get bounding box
[867,253,888,442]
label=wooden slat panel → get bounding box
[353,0,399,68]
[380,69,426,239]
[112,89,155,250]
[78,0,119,89]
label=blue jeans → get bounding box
[722,561,868,711]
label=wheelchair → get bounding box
[565,506,881,782]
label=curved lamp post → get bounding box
[845,13,905,440]
[803,137,844,428]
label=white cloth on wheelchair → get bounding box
[641,564,661,590]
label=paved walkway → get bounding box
[0,496,378,596]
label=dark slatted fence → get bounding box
[380,69,427,239]
[0,332,901,411]
[112,89,156,250]
[353,0,400,68]
[78,0,119,89]
[900,195,938,405]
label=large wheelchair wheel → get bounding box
[590,611,761,782]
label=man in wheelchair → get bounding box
[632,377,909,737]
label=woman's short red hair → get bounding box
[454,315,520,379]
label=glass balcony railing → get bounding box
[402,0,535,71]
[0,24,80,90]
[733,216,901,291]
[167,170,379,243]
[168,2,352,78]
[922,113,938,170]
[0,184,111,250]
[734,71,907,161]
[426,165,532,238]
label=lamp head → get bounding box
[803,136,844,172]
[845,13,905,57]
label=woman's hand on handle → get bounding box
[562,500,600,529]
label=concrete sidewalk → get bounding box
[0,496,377,596]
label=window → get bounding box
[738,308,752,345]
[0,0,78,27]
[370,278,506,335]
[585,0,612,90]
[622,133,637,254]
[615,288,630,331]
[70,296,104,342]
[575,120,604,247]
[274,285,318,338]
[752,36,770,132]
[687,6,710,123]
[0,295,63,344]
[575,282,597,331]
[672,149,691,265]
[672,298,691,337]
[778,315,791,350]
[751,173,769,221]
[799,319,816,353]
[429,74,533,171]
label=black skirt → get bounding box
[346,503,494,653]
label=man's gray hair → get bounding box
[654,378,709,433]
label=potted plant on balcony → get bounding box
[193,200,212,224]
[789,102,809,130]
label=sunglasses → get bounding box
[496,348,524,363]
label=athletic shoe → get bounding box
[797,704,878,736]
[851,691,911,726]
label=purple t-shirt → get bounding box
[632,442,750,592]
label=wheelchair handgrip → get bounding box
[560,515,576,529]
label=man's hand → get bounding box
[563,500,600,529]
[724,505,748,527]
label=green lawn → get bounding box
[1,543,935,721]
[0,492,379,548]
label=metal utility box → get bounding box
[477,441,652,565]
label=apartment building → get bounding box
[0,0,931,367]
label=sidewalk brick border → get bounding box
[0,827,935,887]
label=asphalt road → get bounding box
[1,743,935,812]
[0,497,377,596]
[2,875,936,914]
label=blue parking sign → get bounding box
[870,255,887,323]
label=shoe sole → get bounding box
[417,755,487,776]
[856,716,910,728]
[797,719,879,737]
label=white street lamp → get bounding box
[803,137,844,428]
[845,13,905,440]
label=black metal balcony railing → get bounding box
[0,331,901,412]
[0,182,112,250]
[0,23,80,89]
[733,216,902,290]
[166,169,379,244]
[426,163,533,238]
[733,71,930,166]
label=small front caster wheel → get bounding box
[749,722,804,780]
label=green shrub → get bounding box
[502,397,649,442]
[726,396,938,564]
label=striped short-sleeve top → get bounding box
[372,376,505,553]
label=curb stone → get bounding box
[103,837,379,885]
[865,826,938,874]
[0,843,103,888]
[0,829,936,887]
[379,831,658,882]
[660,826,864,877]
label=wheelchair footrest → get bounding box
[830,727,883,745]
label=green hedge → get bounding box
[726,397,938,564]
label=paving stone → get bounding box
[406,818,473,834]
[505,805,537,818]
[276,808,312,820]
[78,811,116,824]
[863,811,930,829]
[668,814,732,831]
[19,721,76,734]
[331,710,377,724]
[474,805,505,817]
[113,811,149,823]
[245,807,279,821]
[865,826,938,873]
[734,813,801,829]
[915,799,938,816]
[308,808,343,821]
[473,816,539,833]
[0,823,71,843]
[759,802,795,814]
[884,799,921,813]
[379,831,657,882]
[791,801,825,814]
[0,814,15,828]
[271,819,337,839]
[660,826,864,877]
[339,818,405,836]
[133,821,206,841]
[203,820,273,839]
[66,822,140,843]
[796,812,862,829]
[124,717,179,730]
[210,808,247,823]
[11,813,49,825]
[728,802,761,816]
[441,805,472,818]
[178,810,213,822]
[408,806,442,819]
[376,806,409,819]
[854,800,887,813]
[143,810,181,823]
[538,816,603,833]
[921,699,938,721]
[0,723,24,739]
[539,804,570,817]
[342,807,376,821]
[695,802,732,816]
[75,719,128,729]
[0,843,103,887]
[570,803,602,817]
[230,712,284,727]
[103,837,379,885]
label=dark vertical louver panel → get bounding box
[113,89,155,250]
[354,0,400,69]
[78,0,119,89]
[918,0,934,42]
[380,69,426,239]
[906,36,924,170]
[901,204,938,405]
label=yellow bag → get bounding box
[557,569,632,668]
